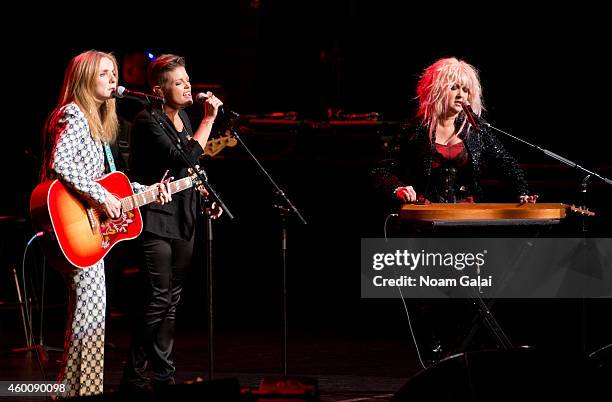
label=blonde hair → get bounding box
[416,57,483,133]
[57,50,119,143]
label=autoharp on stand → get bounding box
[399,203,595,223]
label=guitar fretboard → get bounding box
[120,176,193,211]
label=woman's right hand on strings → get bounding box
[394,186,417,202]
[103,193,122,219]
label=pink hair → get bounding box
[416,57,484,134]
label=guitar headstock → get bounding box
[204,131,238,157]
[568,204,596,217]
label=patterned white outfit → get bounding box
[47,103,140,397]
[57,266,106,397]
[49,103,109,205]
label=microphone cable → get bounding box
[383,212,428,370]
[383,213,397,242]
[21,232,48,381]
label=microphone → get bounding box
[461,101,480,130]
[113,86,164,103]
[196,92,225,116]
[195,92,240,120]
[196,92,224,115]
[195,92,208,104]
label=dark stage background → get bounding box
[2,1,611,369]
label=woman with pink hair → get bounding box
[372,57,537,204]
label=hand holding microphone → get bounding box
[196,92,224,123]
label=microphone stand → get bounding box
[482,122,612,192]
[147,104,234,381]
[482,122,612,359]
[226,110,307,377]
[483,121,611,233]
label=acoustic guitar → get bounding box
[30,171,201,270]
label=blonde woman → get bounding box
[42,50,170,397]
[372,57,537,204]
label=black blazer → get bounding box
[129,107,204,240]
[370,121,529,204]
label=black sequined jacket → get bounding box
[370,121,529,203]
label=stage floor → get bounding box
[1,311,416,401]
[2,300,610,401]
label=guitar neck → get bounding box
[120,176,193,211]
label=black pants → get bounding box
[122,231,194,385]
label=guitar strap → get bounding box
[103,143,117,172]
